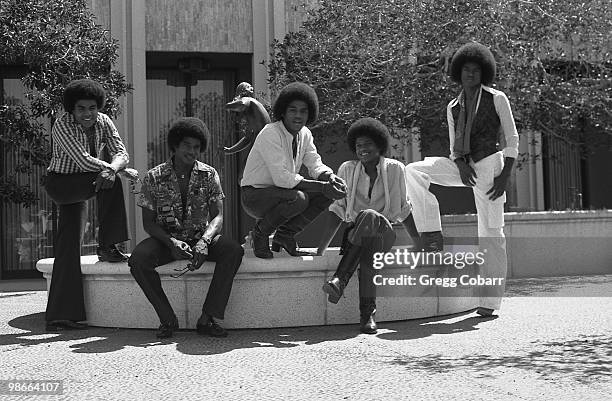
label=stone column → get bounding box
[107,0,148,246]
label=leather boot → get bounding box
[251,213,292,259]
[271,228,315,256]
[420,231,444,252]
[358,236,380,334]
[322,243,361,304]
[403,213,422,251]
[359,297,377,334]
[251,226,272,259]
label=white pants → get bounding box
[405,152,507,310]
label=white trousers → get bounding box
[405,152,507,310]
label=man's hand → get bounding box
[118,167,139,181]
[170,238,193,260]
[188,241,209,271]
[117,168,141,194]
[189,248,207,271]
[487,172,509,201]
[94,167,116,192]
[322,181,346,200]
[328,173,347,193]
[455,158,477,187]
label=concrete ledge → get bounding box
[36,246,480,329]
[439,210,612,278]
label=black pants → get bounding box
[128,235,243,325]
[44,172,129,322]
[241,186,332,235]
[347,210,396,307]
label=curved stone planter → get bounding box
[36,246,480,329]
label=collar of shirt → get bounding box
[65,112,103,130]
[450,84,487,111]
[151,158,214,241]
[64,112,104,147]
[277,121,302,163]
[347,156,390,217]
[357,158,383,177]
[157,157,210,180]
[354,158,384,202]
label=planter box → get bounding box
[36,246,482,330]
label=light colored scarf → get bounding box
[345,156,391,221]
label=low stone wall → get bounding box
[437,210,612,278]
[36,246,481,329]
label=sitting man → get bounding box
[129,117,244,339]
[240,82,347,259]
[404,42,519,316]
[317,118,413,334]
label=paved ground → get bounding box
[0,275,611,401]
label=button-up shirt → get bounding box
[137,158,225,242]
[240,121,333,188]
[48,112,129,173]
[329,157,412,223]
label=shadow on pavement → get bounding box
[377,313,497,342]
[387,333,612,384]
[3,310,500,356]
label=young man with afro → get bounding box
[317,117,413,334]
[240,82,347,259]
[404,42,519,317]
[44,79,135,331]
[129,117,244,339]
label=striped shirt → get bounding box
[47,112,129,174]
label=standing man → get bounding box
[44,79,134,331]
[404,42,519,316]
[129,117,243,339]
[240,82,346,259]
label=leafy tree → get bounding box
[269,0,611,164]
[0,0,131,206]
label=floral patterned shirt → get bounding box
[137,158,225,242]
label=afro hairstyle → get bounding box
[62,79,106,112]
[347,117,390,156]
[167,117,210,152]
[272,82,319,125]
[449,42,497,85]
